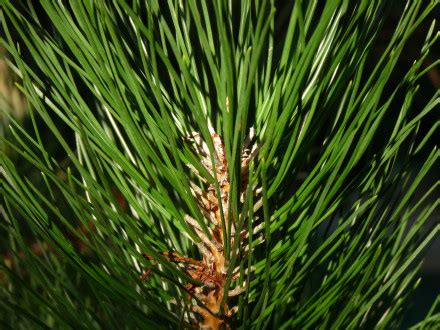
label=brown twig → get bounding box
[142,126,260,329]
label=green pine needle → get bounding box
[1,1,439,328]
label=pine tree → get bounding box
[1,1,439,328]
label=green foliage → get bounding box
[1,0,439,328]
